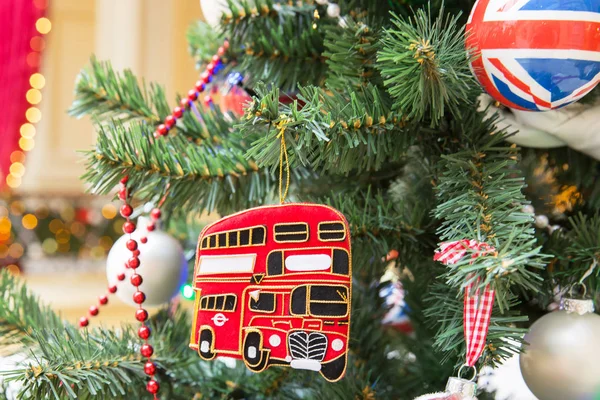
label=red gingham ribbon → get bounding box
[434,240,495,367]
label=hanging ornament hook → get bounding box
[276,115,291,204]
[458,364,478,382]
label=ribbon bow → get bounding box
[434,239,496,367]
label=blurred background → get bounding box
[1,0,207,326]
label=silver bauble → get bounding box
[519,299,600,400]
[106,217,187,307]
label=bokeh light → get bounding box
[55,229,71,244]
[6,264,21,276]
[49,219,64,233]
[42,238,58,254]
[25,107,41,123]
[22,214,38,230]
[10,201,25,215]
[30,36,45,52]
[35,17,52,34]
[20,123,36,138]
[10,162,25,177]
[101,204,117,219]
[10,151,26,163]
[19,137,35,151]
[8,243,24,258]
[182,284,195,299]
[6,175,22,189]
[26,89,42,105]
[29,73,45,89]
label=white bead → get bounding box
[315,0,329,4]
[326,3,340,17]
[534,215,549,229]
[522,204,535,214]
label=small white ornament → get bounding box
[326,3,341,17]
[199,0,229,27]
[106,217,187,307]
[479,94,600,160]
[521,205,535,214]
[534,215,549,229]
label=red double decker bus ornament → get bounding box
[189,203,352,382]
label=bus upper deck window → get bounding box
[318,222,346,242]
[251,226,265,245]
[274,223,309,243]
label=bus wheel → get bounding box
[320,353,347,382]
[243,331,269,372]
[198,328,216,360]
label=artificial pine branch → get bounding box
[69,58,170,124]
[429,113,547,365]
[222,0,332,91]
[0,270,65,356]
[241,84,411,174]
[83,122,309,216]
[377,7,477,126]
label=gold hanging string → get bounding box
[275,115,291,204]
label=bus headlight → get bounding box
[269,334,281,347]
[331,338,344,351]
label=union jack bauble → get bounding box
[466,0,600,111]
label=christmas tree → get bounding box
[2,0,600,399]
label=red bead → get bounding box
[146,379,159,395]
[133,249,141,256]
[117,273,126,281]
[146,223,155,232]
[150,208,162,220]
[217,46,225,56]
[108,285,118,293]
[195,80,205,92]
[128,257,140,269]
[136,309,148,322]
[138,325,151,339]
[165,115,176,128]
[120,204,133,218]
[126,239,138,251]
[144,361,157,376]
[212,55,221,64]
[99,295,108,305]
[224,40,229,49]
[89,305,99,316]
[123,221,136,234]
[118,188,127,200]
[141,343,154,358]
[120,176,129,184]
[79,317,89,327]
[133,291,146,304]
[172,107,183,118]
[157,124,168,136]
[206,62,215,74]
[187,89,198,101]
[180,98,190,108]
[131,274,143,286]
[140,237,148,244]
[200,71,210,84]
[203,96,213,106]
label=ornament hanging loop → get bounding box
[458,364,477,382]
[568,282,588,299]
[276,115,291,204]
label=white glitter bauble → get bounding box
[106,218,187,307]
[520,299,600,400]
[326,3,341,17]
[534,215,549,229]
[199,0,229,27]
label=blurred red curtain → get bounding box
[0,0,46,189]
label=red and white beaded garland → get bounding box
[154,40,229,138]
[78,175,161,398]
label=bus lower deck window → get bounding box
[249,292,276,313]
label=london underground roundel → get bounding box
[466,0,600,111]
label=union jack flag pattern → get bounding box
[466,0,600,111]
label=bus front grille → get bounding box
[288,331,327,361]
